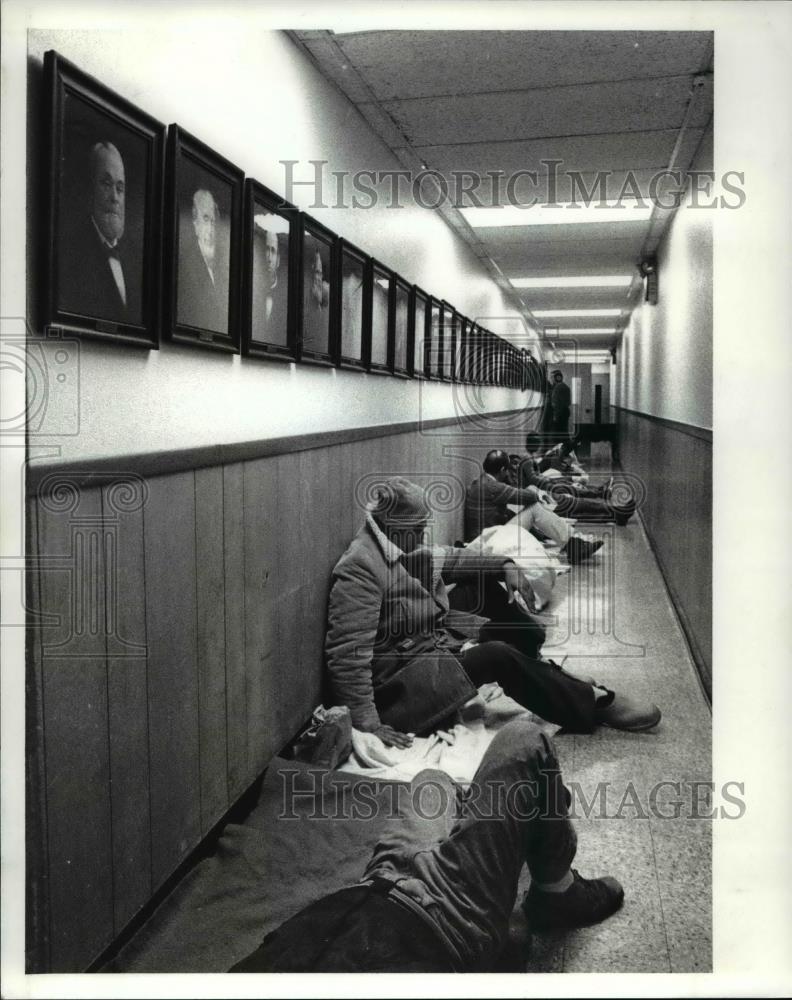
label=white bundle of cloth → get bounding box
[340,682,559,784]
[467,520,569,612]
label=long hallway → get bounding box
[105,454,712,974]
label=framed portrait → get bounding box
[165,125,243,352]
[465,322,480,383]
[243,179,297,361]
[497,338,507,385]
[334,238,367,369]
[483,331,496,384]
[439,301,453,381]
[458,316,470,382]
[43,50,165,348]
[298,214,335,365]
[446,304,462,382]
[410,286,429,378]
[391,274,411,377]
[427,296,444,380]
[366,258,393,374]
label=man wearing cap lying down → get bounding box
[325,477,660,751]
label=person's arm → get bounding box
[517,458,555,493]
[436,545,536,606]
[482,475,540,509]
[325,557,412,747]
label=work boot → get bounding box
[522,869,625,932]
[563,535,604,563]
[595,689,661,731]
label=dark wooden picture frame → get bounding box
[165,125,243,352]
[365,257,393,375]
[484,330,496,384]
[333,238,368,370]
[466,320,480,384]
[297,213,335,366]
[465,322,481,383]
[427,295,444,380]
[458,316,470,382]
[43,50,165,348]
[439,301,454,382]
[390,274,412,378]
[410,285,429,378]
[242,179,298,362]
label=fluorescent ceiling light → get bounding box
[554,328,618,335]
[460,200,652,228]
[534,309,623,318]
[510,275,633,289]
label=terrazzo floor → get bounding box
[515,482,712,973]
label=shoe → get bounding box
[522,869,624,932]
[613,499,637,526]
[595,689,661,731]
[596,476,614,499]
[563,535,604,563]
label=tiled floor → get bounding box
[518,488,712,973]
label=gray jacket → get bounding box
[325,515,508,734]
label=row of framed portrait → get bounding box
[42,50,541,388]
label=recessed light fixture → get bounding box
[460,199,652,228]
[534,309,623,318]
[510,275,633,289]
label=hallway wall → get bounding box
[24,22,533,466]
[614,128,713,693]
[25,409,532,972]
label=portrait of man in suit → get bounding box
[177,186,229,334]
[301,234,330,355]
[58,139,143,325]
[251,211,289,346]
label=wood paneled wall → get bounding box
[614,406,712,697]
[26,415,526,972]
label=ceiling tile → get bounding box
[333,30,712,100]
[378,75,712,147]
[420,129,704,181]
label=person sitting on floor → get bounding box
[324,477,660,751]
[464,449,606,557]
[230,716,625,973]
[517,438,636,526]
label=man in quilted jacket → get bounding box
[325,477,660,749]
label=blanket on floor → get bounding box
[105,747,544,973]
[338,682,559,782]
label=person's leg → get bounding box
[448,573,546,659]
[513,502,571,547]
[461,640,597,733]
[516,502,607,561]
[364,769,458,884]
[403,718,622,964]
[550,490,613,520]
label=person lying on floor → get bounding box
[325,477,660,751]
[230,717,625,973]
[516,439,636,526]
[464,449,606,556]
[529,434,590,481]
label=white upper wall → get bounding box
[21,19,532,462]
[615,129,713,430]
